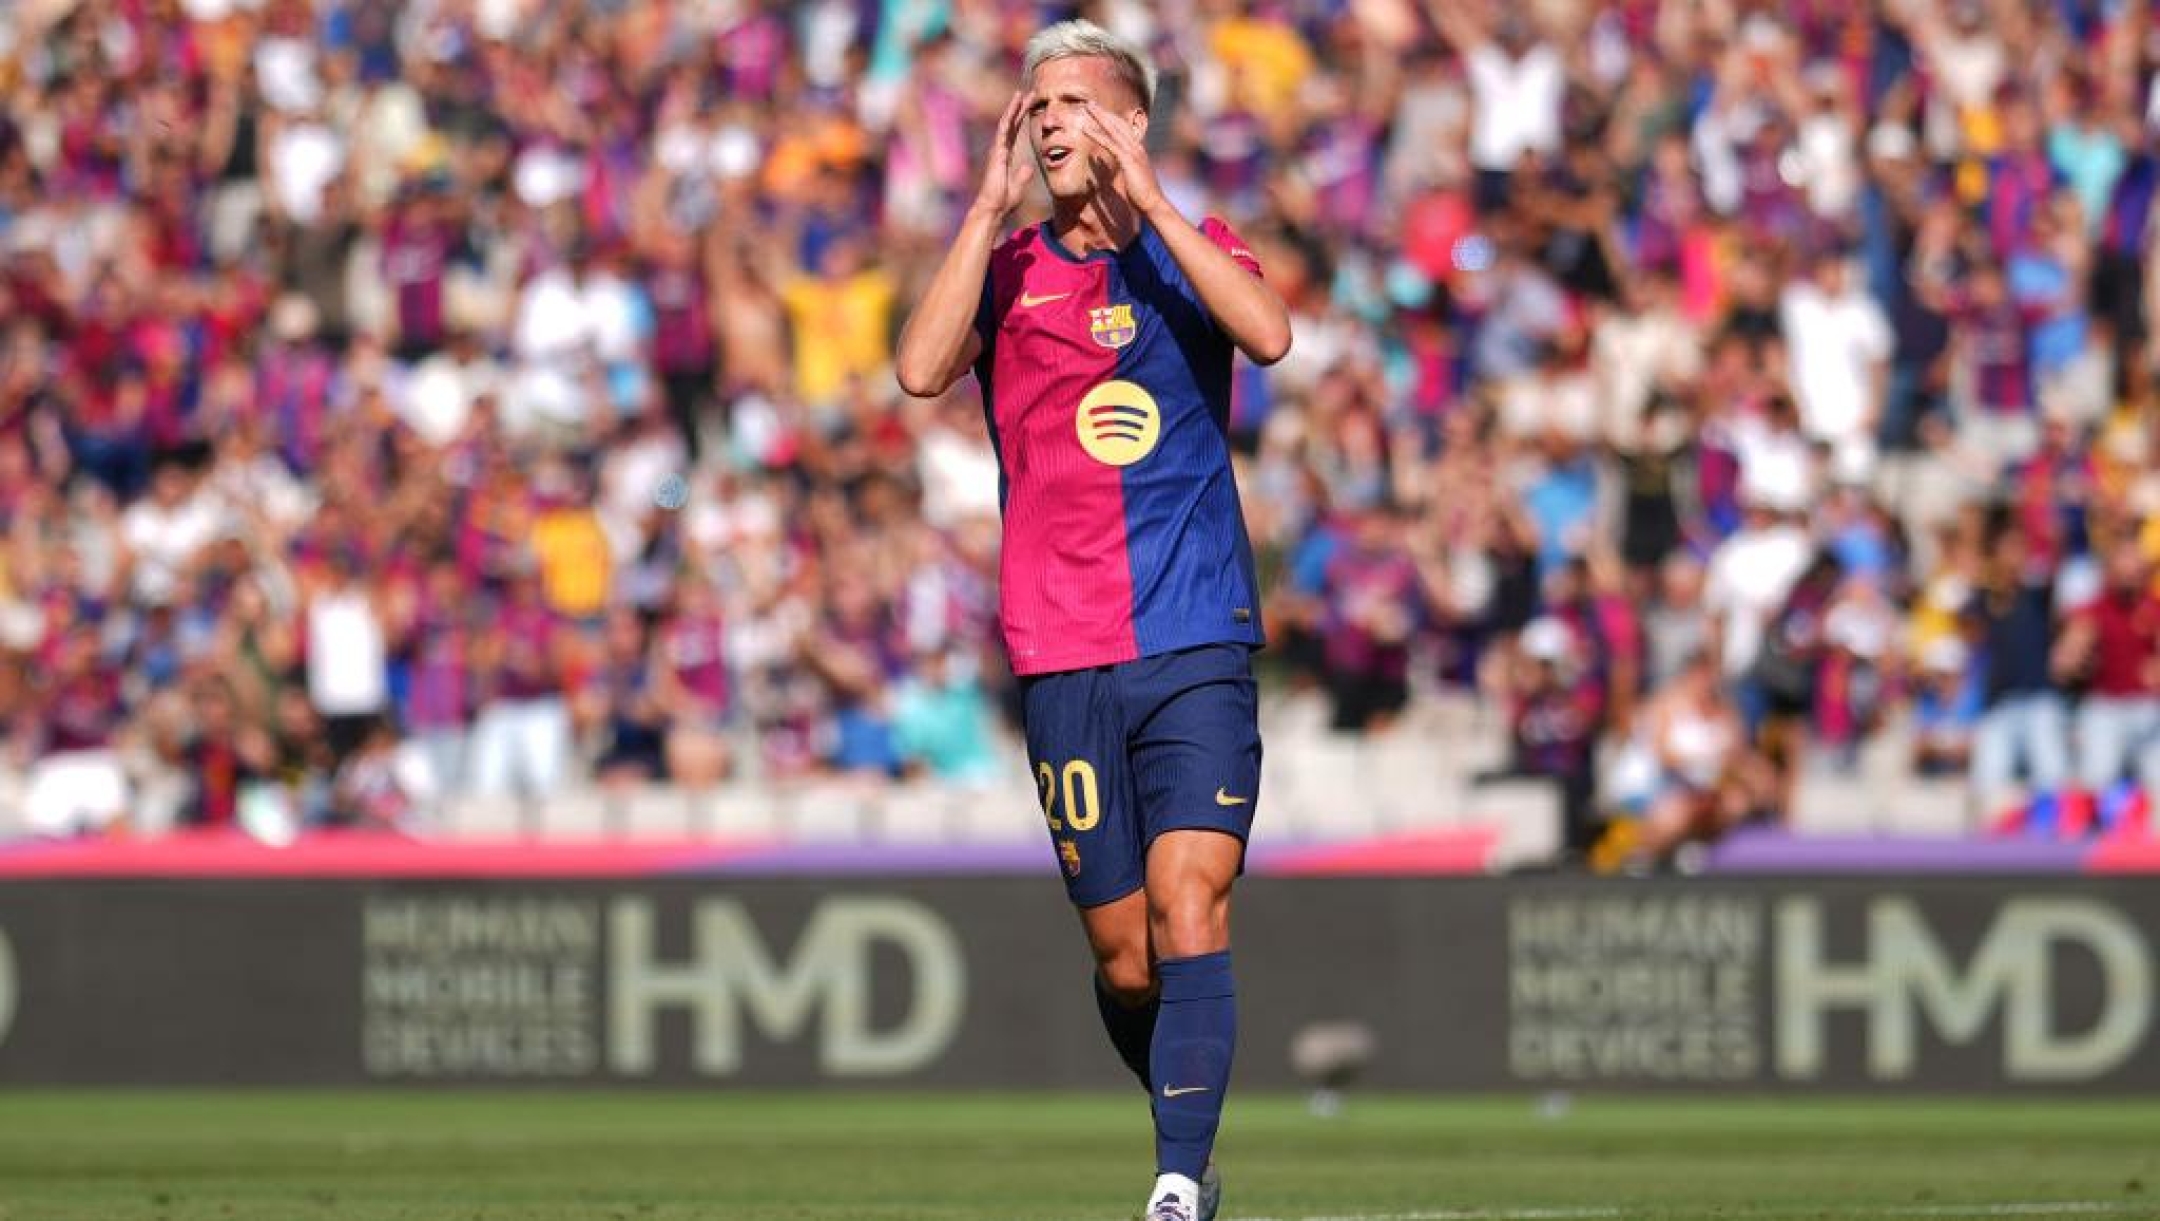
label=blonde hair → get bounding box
[1021,20,1155,112]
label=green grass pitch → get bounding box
[1,1092,2155,1220]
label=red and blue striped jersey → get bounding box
[972,217,1266,677]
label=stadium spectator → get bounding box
[467,567,573,799]
[1968,515,2070,808]
[1911,635,1985,777]
[1496,615,1604,855]
[652,574,734,788]
[303,546,390,761]
[892,646,999,784]
[1780,248,1893,478]
[327,715,423,829]
[1608,646,1756,872]
[2056,538,2160,797]
[1319,505,1425,732]
[391,555,472,798]
[25,621,130,837]
[578,605,668,790]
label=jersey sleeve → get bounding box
[973,231,1022,373]
[972,266,997,357]
[1200,216,1265,279]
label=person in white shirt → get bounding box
[120,458,226,609]
[1704,490,1816,688]
[1780,249,1893,479]
[1898,0,2007,160]
[1594,271,1703,451]
[399,328,504,447]
[203,416,314,535]
[1499,331,1599,444]
[1793,67,1862,222]
[1731,392,1821,519]
[263,108,344,226]
[1428,3,1563,210]
[509,242,642,439]
[304,549,390,764]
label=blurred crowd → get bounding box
[4,0,2160,864]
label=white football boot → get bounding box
[1143,1173,1199,1221]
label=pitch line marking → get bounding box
[1879,1206,2135,1218]
[1236,1210,1621,1221]
[1229,1203,2135,1221]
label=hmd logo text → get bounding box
[1775,897,2152,1082]
[608,897,966,1077]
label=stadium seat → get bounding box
[1857,715,1918,785]
[952,779,1042,843]
[872,783,955,844]
[1882,776,1976,837]
[1258,687,1332,739]
[0,768,26,841]
[1365,736,1460,832]
[127,770,190,839]
[1272,732,1369,839]
[1452,719,1517,780]
[1307,803,1381,839]
[1254,766,1301,839]
[443,794,528,840]
[786,783,871,842]
[702,785,784,842]
[542,789,611,839]
[614,787,701,840]
[1790,767,1880,836]
[1462,777,1562,871]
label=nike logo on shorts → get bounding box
[1214,788,1249,807]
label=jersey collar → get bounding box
[1039,220,1147,265]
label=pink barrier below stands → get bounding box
[0,827,1509,878]
[6,826,2158,878]
[1248,829,1503,877]
[2086,838,2160,874]
[0,830,762,878]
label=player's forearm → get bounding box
[895,207,1003,397]
[1145,204,1293,365]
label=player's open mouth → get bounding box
[1043,146,1074,168]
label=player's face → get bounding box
[1025,56,1144,202]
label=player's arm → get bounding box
[1080,103,1292,365]
[893,207,997,397]
[896,91,1035,398]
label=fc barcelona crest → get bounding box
[1089,304,1137,349]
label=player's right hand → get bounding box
[969,91,1036,221]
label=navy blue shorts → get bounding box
[1018,643,1262,908]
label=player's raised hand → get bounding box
[1080,101,1164,218]
[970,90,1037,220]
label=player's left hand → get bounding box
[1080,101,1165,218]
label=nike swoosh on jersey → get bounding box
[1162,1085,1211,1097]
[1214,788,1250,807]
[1019,291,1072,308]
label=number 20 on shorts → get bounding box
[1036,759,1101,832]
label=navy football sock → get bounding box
[1093,972,1160,1092]
[1150,950,1236,1180]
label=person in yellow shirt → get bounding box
[527,461,612,624]
[1209,10,1315,130]
[776,231,898,408]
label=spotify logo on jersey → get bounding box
[1075,380,1161,467]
